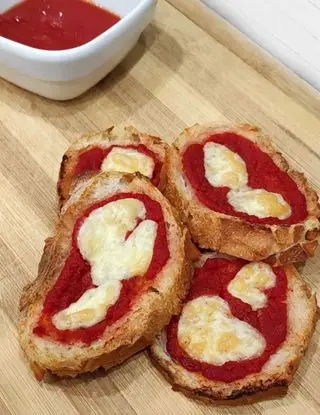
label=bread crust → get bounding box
[150,254,318,401]
[19,172,198,379]
[58,126,169,210]
[164,123,320,265]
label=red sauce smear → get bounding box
[166,258,287,383]
[33,193,170,345]
[182,132,307,225]
[74,144,163,187]
[0,0,120,50]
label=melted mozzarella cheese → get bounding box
[77,198,157,285]
[227,188,291,219]
[202,142,293,220]
[305,217,320,231]
[204,142,248,189]
[178,296,265,366]
[228,262,276,311]
[53,280,121,330]
[53,198,157,330]
[101,147,154,178]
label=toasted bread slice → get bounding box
[19,172,198,379]
[58,126,168,210]
[164,123,320,265]
[150,253,317,402]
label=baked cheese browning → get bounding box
[228,188,291,220]
[204,142,248,189]
[203,142,292,219]
[73,144,161,185]
[52,198,157,330]
[53,281,122,330]
[177,296,266,366]
[78,198,157,284]
[101,147,155,178]
[227,262,276,311]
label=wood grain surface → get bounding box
[0,1,319,414]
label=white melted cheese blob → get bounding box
[204,142,248,189]
[101,147,154,178]
[227,188,291,219]
[228,262,276,311]
[53,281,121,330]
[203,142,292,219]
[178,295,265,366]
[78,198,157,285]
[53,198,157,330]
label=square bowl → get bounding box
[0,0,156,100]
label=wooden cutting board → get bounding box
[0,1,319,414]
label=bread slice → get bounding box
[150,253,317,402]
[164,123,320,265]
[58,126,168,210]
[19,172,198,380]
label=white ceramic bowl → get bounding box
[0,0,156,100]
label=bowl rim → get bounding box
[0,0,155,61]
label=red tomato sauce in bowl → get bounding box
[0,0,120,50]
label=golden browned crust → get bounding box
[149,255,318,401]
[58,126,169,210]
[19,172,197,379]
[149,349,288,405]
[164,123,320,265]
